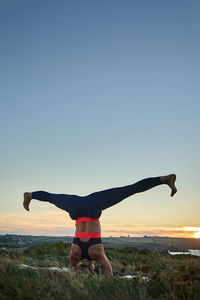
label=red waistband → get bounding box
[74,232,101,238]
[75,217,99,223]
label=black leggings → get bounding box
[32,177,161,220]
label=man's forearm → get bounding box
[70,258,79,271]
[96,256,113,276]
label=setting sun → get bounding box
[183,227,200,238]
[193,231,200,239]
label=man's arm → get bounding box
[70,244,81,270]
[89,244,113,276]
[95,252,113,275]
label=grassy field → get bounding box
[1,242,200,300]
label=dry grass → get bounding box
[0,243,200,300]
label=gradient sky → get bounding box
[0,0,200,237]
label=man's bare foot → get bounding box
[23,192,32,211]
[160,174,177,197]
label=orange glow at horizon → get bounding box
[0,212,200,238]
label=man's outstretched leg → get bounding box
[87,174,177,211]
[23,191,76,212]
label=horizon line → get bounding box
[1,233,199,239]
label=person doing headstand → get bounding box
[23,174,177,275]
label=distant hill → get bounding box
[1,234,200,251]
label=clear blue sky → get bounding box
[0,0,200,236]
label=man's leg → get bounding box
[23,191,77,212]
[87,174,177,211]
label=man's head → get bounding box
[77,259,95,274]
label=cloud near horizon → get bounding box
[0,211,199,238]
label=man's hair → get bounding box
[78,263,94,274]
